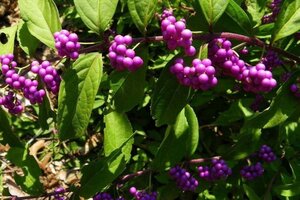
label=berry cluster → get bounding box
[198,159,232,181]
[170,58,218,90]
[54,29,80,60]
[0,54,47,113]
[54,187,66,200]
[262,0,282,24]
[208,38,246,80]
[31,61,61,94]
[241,63,277,93]
[262,50,282,70]
[240,145,276,180]
[0,92,23,114]
[129,187,157,200]
[290,83,300,98]
[258,145,277,162]
[240,162,264,180]
[93,192,114,200]
[161,10,196,56]
[169,166,198,191]
[108,35,143,71]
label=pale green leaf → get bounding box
[104,111,133,161]
[127,0,158,34]
[272,0,300,42]
[19,0,61,48]
[199,0,230,26]
[74,0,119,34]
[0,25,18,55]
[58,53,103,140]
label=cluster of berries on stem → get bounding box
[31,60,61,94]
[198,159,232,181]
[93,192,124,200]
[129,187,157,200]
[240,162,264,181]
[262,0,282,24]
[290,78,300,98]
[0,54,49,114]
[208,38,246,80]
[160,9,196,56]
[169,166,199,191]
[108,35,143,71]
[170,58,218,90]
[262,50,282,70]
[54,29,80,60]
[240,145,276,180]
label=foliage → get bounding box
[0,0,300,199]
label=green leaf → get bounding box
[74,0,119,34]
[0,108,23,147]
[152,105,199,170]
[109,46,148,112]
[127,0,158,34]
[6,147,43,195]
[272,0,300,42]
[151,57,192,126]
[245,0,266,27]
[0,25,18,55]
[225,128,261,160]
[242,71,300,131]
[19,0,61,48]
[38,95,55,130]
[17,20,40,56]
[198,0,229,26]
[184,105,199,157]
[225,0,253,35]
[109,69,146,112]
[243,184,261,200]
[274,182,300,197]
[214,99,253,126]
[104,111,133,161]
[58,53,103,140]
[79,137,133,198]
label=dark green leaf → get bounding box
[6,147,43,195]
[198,0,229,26]
[0,108,23,147]
[109,69,146,112]
[225,128,261,160]
[17,20,39,56]
[152,105,199,170]
[104,111,133,161]
[79,136,133,198]
[151,57,192,126]
[245,0,266,27]
[214,99,253,126]
[58,53,103,140]
[272,0,300,42]
[74,0,119,34]
[225,0,253,35]
[127,0,158,34]
[109,45,148,112]
[243,184,261,200]
[19,0,61,48]
[38,94,55,130]
[0,25,18,55]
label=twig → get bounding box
[119,169,152,183]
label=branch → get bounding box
[80,32,300,63]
